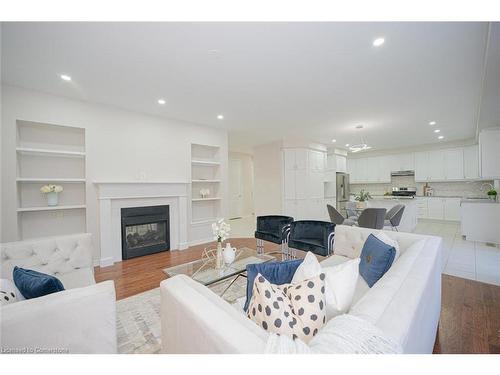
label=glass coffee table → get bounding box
[163,247,274,295]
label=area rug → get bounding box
[116,276,247,354]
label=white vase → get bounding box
[215,242,224,269]
[47,192,59,206]
[223,243,236,264]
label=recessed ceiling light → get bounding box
[217,114,224,120]
[355,124,364,129]
[345,144,350,147]
[429,121,436,126]
[438,135,444,140]
[157,99,166,105]
[331,139,337,143]
[60,74,71,81]
[373,37,385,47]
[434,129,441,133]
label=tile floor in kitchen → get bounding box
[229,215,500,287]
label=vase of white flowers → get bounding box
[212,218,231,269]
[40,184,63,206]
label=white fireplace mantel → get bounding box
[94,181,189,267]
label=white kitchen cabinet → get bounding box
[309,150,325,171]
[308,169,325,198]
[479,128,500,179]
[389,153,415,172]
[428,150,446,181]
[377,155,392,182]
[283,148,328,221]
[336,155,347,173]
[416,197,428,219]
[347,158,358,183]
[444,149,464,180]
[427,198,444,220]
[414,152,429,182]
[443,198,461,221]
[463,145,479,179]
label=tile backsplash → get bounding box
[351,176,494,198]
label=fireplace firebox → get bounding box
[121,205,170,260]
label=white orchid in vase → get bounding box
[40,184,63,194]
[212,218,231,243]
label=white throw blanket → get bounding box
[265,314,403,354]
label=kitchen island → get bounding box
[461,199,500,244]
[366,197,418,233]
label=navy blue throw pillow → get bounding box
[13,266,65,299]
[244,259,303,312]
[359,234,396,288]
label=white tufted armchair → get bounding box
[0,233,117,353]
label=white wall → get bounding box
[1,85,228,261]
[229,151,254,217]
[253,141,283,216]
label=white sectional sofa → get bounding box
[0,233,117,354]
[160,225,442,354]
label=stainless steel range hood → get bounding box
[390,170,415,177]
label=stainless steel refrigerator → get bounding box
[336,172,350,216]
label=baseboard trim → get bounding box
[99,257,114,268]
[188,237,214,247]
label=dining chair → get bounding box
[345,201,359,220]
[327,204,355,226]
[384,204,405,231]
[356,208,387,229]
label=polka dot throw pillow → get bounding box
[0,279,25,306]
[247,272,326,343]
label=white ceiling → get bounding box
[2,22,498,153]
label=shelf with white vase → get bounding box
[190,143,223,244]
[17,205,86,212]
[15,120,87,239]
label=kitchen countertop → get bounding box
[461,198,500,204]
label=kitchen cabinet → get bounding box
[283,148,328,220]
[417,197,461,221]
[444,149,464,180]
[479,128,500,179]
[336,155,347,173]
[463,145,479,179]
[416,197,428,219]
[414,152,429,182]
[427,198,444,219]
[428,150,446,181]
[444,198,461,221]
[389,153,415,172]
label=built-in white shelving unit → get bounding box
[16,120,87,239]
[17,205,87,212]
[190,143,223,243]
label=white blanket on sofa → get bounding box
[265,314,403,354]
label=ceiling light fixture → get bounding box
[438,135,444,140]
[429,121,436,126]
[345,144,350,147]
[60,74,71,81]
[157,99,166,105]
[373,37,385,47]
[348,125,372,153]
[217,114,224,120]
[434,129,440,133]
[331,139,337,143]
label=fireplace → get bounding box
[121,205,170,260]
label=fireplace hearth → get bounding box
[121,205,170,260]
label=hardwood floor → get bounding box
[94,238,500,354]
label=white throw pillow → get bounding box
[292,252,360,319]
[0,279,25,306]
[375,231,400,260]
[291,251,321,284]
